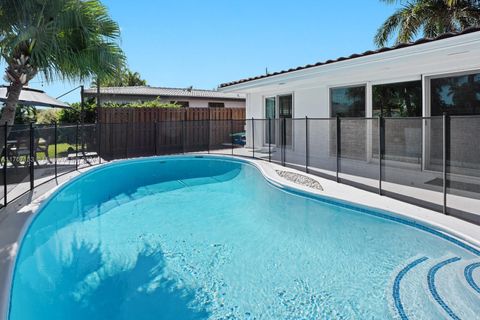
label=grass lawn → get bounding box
[47,143,78,157]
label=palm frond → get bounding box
[0,0,125,83]
[375,9,403,47]
[375,0,480,47]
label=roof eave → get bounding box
[218,27,480,91]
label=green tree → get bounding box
[36,108,61,124]
[92,67,147,87]
[102,98,181,109]
[375,0,480,47]
[59,99,97,123]
[0,0,125,138]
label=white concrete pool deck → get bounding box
[0,154,480,319]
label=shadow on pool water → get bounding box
[11,241,211,320]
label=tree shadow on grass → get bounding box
[11,241,211,320]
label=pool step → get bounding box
[464,262,480,296]
[391,255,480,320]
[427,257,480,320]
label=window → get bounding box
[372,80,422,117]
[265,97,276,119]
[278,94,292,118]
[208,102,225,108]
[330,86,365,117]
[171,101,189,108]
[430,71,480,115]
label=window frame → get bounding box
[208,102,225,108]
[426,69,480,117]
[261,92,295,148]
[371,80,423,117]
[328,83,367,118]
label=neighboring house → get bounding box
[83,86,245,108]
[219,27,480,217]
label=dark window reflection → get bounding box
[431,72,480,115]
[373,81,422,117]
[330,86,365,117]
[279,94,292,118]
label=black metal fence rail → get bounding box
[0,116,478,224]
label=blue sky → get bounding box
[8,0,401,102]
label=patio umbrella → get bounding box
[0,86,71,108]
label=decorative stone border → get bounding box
[275,170,324,191]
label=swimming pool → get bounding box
[8,156,480,319]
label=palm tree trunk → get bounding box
[0,81,24,151]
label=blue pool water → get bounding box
[8,156,480,319]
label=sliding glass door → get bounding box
[330,85,366,160]
[372,81,423,162]
[428,71,480,176]
[265,97,276,144]
[279,94,293,147]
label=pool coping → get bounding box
[1,154,480,319]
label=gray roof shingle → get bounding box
[84,86,245,100]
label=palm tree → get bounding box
[375,0,480,47]
[123,70,147,86]
[0,0,125,138]
[91,67,147,87]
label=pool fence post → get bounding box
[336,115,340,183]
[378,116,384,195]
[268,118,271,162]
[29,122,34,190]
[98,122,102,164]
[3,122,8,206]
[154,122,157,156]
[182,119,185,154]
[54,122,58,178]
[305,116,309,173]
[124,122,128,159]
[75,122,79,170]
[282,117,286,166]
[251,118,255,159]
[230,118,234,155]
[207,118,210,154]
[443,113,448,215]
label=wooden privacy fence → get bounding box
[96,108,246,159]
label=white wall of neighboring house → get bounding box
[89,95,245,108]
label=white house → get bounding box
[219,27,480,118]
[84,86,246,108]
[218,27,480,221]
